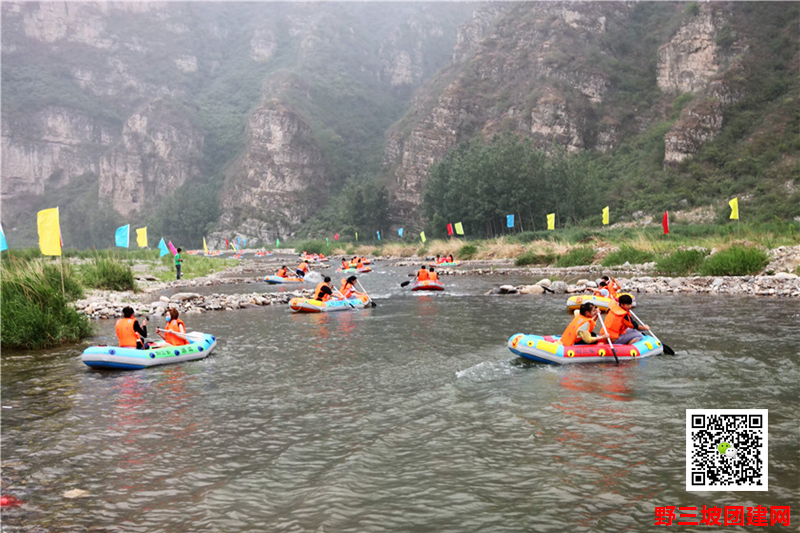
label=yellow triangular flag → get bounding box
[203,237,209,255]
[729,198,739,220]
[547,213,555,230]
[136,227,148,248]
[454,222,464,235]
[37,207,62,256]
[420,231,427,243]
[602,206,609,225]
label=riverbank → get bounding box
[70,245,800,322]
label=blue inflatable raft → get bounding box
[81,333,217,370]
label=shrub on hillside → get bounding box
[699,246,769,276]
[555,247,595,267]
[458,244,478,260]
[1,259,93,350]
[656,249,708,276]
[515,250,558,266]
[602,245,656,267]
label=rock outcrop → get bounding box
[216,99,328,244]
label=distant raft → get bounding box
[81,333,217,370]
[566,293,636,312]
[507,333,661,365]
[264,275,305,284]
[289,294,372,313]
[430,261,461,267]
[336,266,372,273]
[411,279,445,291]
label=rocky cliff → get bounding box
[383,2,631,220]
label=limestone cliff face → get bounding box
[659,4,742,165]
[1,108,114,201]
[98,100,204,216]
[216,101,328,244]
[383,2,627,218]
[2,1,201,218]
[657,6,724,95]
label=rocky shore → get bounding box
[72,245,800,320]
[488,273,800,298]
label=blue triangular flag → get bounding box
[158,238,169,257]
[0,224,8,252]
[243,237,247,247]
[377,230,381,240]
[398,228,404,237]
[115,224,130,248]
[506,214,515,228]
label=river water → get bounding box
[2,264,799,532]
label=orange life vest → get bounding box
[277,268,288,278]
[298,262,309,273]
[115,318,140,348]
[559,314,596,346]
[428,271,438,281]
[417,269,429,281]
[604,301,634,340]
[356,261,364,269]
[314,281,330,301]
[165,319,189,346]
[340,279,355,299]
[607,278,621,299]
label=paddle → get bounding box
[156,327,205,344]
[630,310,675,355]
[400,280,412,288]
[333,288,357,309]
[596,313,620,365]
[356,280,377,307]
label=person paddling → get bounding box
[339,275,359,299]
[559,302,608,346]
[116,306,149,349]
[605,294,650,344]
[158,308,189,346]
[296,260,309,278]
[276,265,290,278]
[416,265,429,282]
[428,266,439,282]
[313,276,333,302]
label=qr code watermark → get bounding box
[686,409,768,491]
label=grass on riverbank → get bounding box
[154,254,239,282]
[0,258,94,350]
[288,221,797,275]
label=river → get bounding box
[2,264,799,531]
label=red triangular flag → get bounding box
[662,211,670,235]
[225,238,229,249]
[334,233,339,241]
[447,223,453,236]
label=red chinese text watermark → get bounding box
[655,506,790,527]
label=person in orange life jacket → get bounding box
[158,308,189,346]
[314,276,333,301]
[356,259,364,269]
[116,306,149,349]
[559,302,608,346]
[416,265,430,282]
[435,255,442,264]
[296,260,309,278]
[276,265,289,278]
[427,266,439,281]
[447,254,454,263]
[602,276,621,299]
[586,280,610,298]
[339,275,358,299]
[341,258,349,269]
[605,293,650,344]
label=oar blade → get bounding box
[400,281,411,287]
[662,343,676,356]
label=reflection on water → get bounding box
[2,267,799,531]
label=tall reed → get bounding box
[1,258,93,350]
